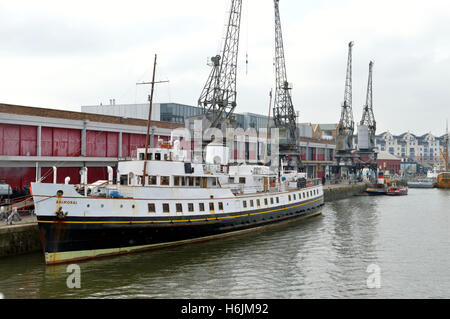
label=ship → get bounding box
[407,178,435,189]
[30,143,324,265]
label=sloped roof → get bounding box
[377,151,401,160]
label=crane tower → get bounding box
[273,0,301,172]
[197,0,243,130]
[356,61,377,170]
[335,41,356,169]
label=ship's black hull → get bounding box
[37,196,324,264]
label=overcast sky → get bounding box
[1,0,449,136]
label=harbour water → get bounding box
[0,188,449,299]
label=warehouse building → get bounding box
[1,102,336,193]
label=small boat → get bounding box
[386,186,408,196]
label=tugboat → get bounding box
[366,171,388,195]
[30,143,324,265]
[366,171,408,196]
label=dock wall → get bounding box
[323,182,367,202]
[0,223,40,258]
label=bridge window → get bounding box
[161,176,170,186]
[149,176,157,185]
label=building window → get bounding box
[199,203,205,212]
[161,176,170,186]
[176,203,183,213]
[276,197,279,204]
[218,202,224,210]
[250,200,254,207]
[270,198,274,205]
[243,201,247,208]
[148,203,156,213]
[188,203,194,212]
[288,195,291,201]
[188,177,194,186]
[264,198,268,206]
[174,176,180,186]
[239,177,246,184]
[293,194,296,200]
[256,199,260,207]
[162,203,170,213]
[209,202,215,212]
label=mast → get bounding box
[138,54,169,186]
[446,120,449,171]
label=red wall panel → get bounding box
[67,129,81,157]
[106,132,118,158]
[0,124,20,156]
[86,130,106,157]
[122,133,130,158]
[20,125,37,156]
[41,127,53,156]
[129,134,146,158]
[52,128,69,156]
[48,127,81,157]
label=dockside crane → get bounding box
[197,0,243,131]
[356,61,377,171]
[335,42,356,174]
[272,0,302,172]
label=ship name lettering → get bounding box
[56,200,78,205]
